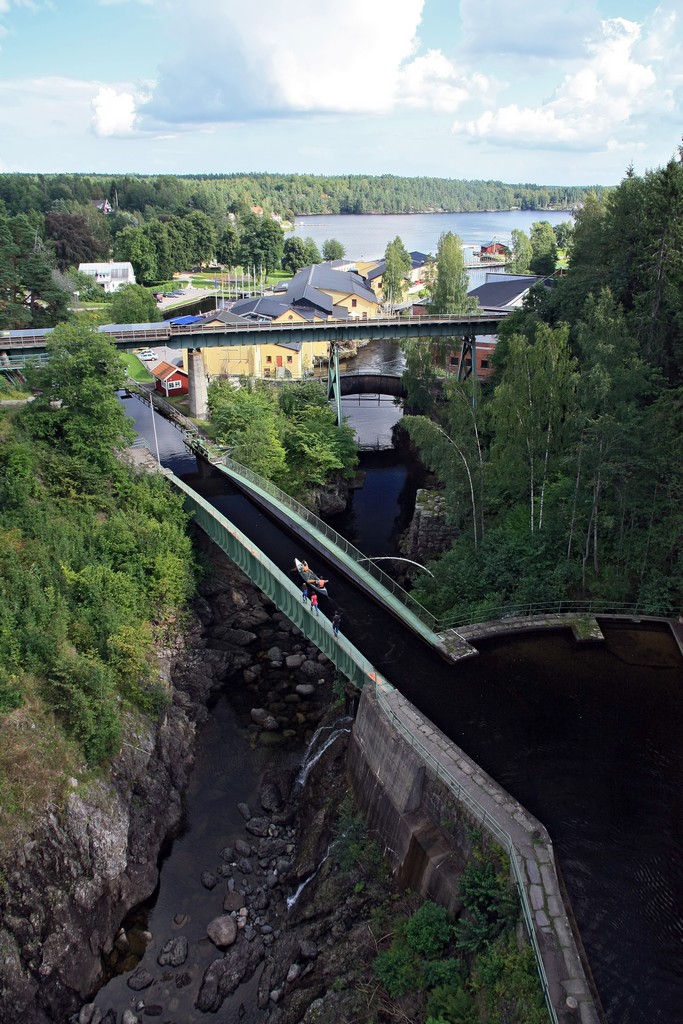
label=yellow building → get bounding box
[189,304,326,380]
[190,266,380,381]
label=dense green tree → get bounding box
[182,209,217,268]
[627,157,683,378]
[529,221,558,276]
[567,289,661,589]
[430,232,477,314]
[509,228,532,274]
[553,221,574,251]
[282,236,310,274]
[208,380,287,480]
[112,225,158,284]
[488,324,577,533]
[109,284,161,325]
[550,193,610,327]
[208,378,356,495]
[44,211,108,271]
[141,220,175,281]
[215,223,239,267]
[402,231,477,409]
[0,213,69,329]
[0,172,603,223]
[302,236,322,265]
[23,321,135,469]
[238,213,284,274]
[382,235,412,308]
[322,238,345,260]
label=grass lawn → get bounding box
[121,352,154,382]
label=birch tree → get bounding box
[488,324,577,533]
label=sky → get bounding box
[0,0,680,186]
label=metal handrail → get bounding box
[1,311,507,348]
[218,455,440,630]
[374,680,559,1024]
[438,599,648,631]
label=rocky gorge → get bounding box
[0,533,387,1024]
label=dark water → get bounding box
[325,446,427,558]
[115,397,683,1024]
[288,210,574,261]
[199,478,683,1024]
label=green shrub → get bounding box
[47,648,121,765]
[373,943,421,999]
[404,900,455,957]
[455,858,519,953]
[0,670,22,713]
[472,935,548,1024]
[422,958,463,989]
[426,984,477,1024]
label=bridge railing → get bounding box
[218,455,440,631]
[166,470,390,690]
[0,309,505,350]
[438,599,648,632]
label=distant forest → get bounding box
[0,171,604,220]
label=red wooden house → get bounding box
[151,361,189,397]
[480,240,508,257]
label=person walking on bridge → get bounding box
[332,611,341,637]
[310,592,319,616]
[302,583,309,603]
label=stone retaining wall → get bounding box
[402,488,458,562]
[348,684,603,1024]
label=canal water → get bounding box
[112,390,683,1024]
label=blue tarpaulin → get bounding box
[166,315,204,326]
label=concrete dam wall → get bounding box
[348,683,602,1024]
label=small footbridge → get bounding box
[337,372,406,398]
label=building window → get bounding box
[266,355,272,363]
[481,359,489,368]
[351,298,357,308]
[166,379,182,390]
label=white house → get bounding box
[78,261,136,293]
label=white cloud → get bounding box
[453,16,664,149]
[91,86,138,136]
[397,50,474,112]
[144,0,426,123]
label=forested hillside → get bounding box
[0,171,600,221]
[0,323,197,833]
[403,153,683,621]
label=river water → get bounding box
[108,394,683,1024]
[287,210,574,261]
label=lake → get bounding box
[287,210,574,261]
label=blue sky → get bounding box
[0,0,680,185]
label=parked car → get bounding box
[138,350,157,361]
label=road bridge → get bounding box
[1,310,505,418]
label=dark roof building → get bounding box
[467,273,549,310]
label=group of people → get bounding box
[301,582,341,636]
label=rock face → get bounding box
[402,487,458,562]
[0,538,338,1024]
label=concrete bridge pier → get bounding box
[187,349,209,419]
